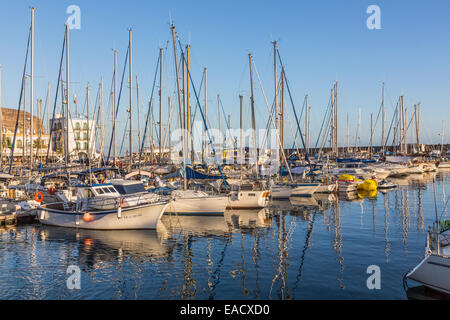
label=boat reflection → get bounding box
[38,225,171,272]
[405,285,450,300]
[160,213,231,237]
[224,208,272,232]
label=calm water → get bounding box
[1,171,449,300]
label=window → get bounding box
[84,142,88,150]
[75,122,81,130]
[17,140,22,148]
[96,188,104,195]
[83,122,87,129]
[76,132,80,140]
[83,132,87,140]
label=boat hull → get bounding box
[407,254,450,295]
[166,196,228,215]
[227,190,269,209]
[37,202,168,230]
[290,184,320,197]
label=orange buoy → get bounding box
[83,213,94,222]
[34,192,44,202]
[48,186,56,195]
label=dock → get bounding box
[0,210,37,227]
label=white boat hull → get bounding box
[290,184,320,197]
[407,254,450,295]
[166,195,228,215]
[271,186,294,199]
[227,190,269,209]
[38,202,168,230]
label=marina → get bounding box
[0,170,449,299]
[0,2,449,302]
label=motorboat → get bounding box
[37,183,168,230]
[406,220,450,295]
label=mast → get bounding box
[280,68,285,156]
[136,76,141,161]
[65,23,70,167]
[37,98,42,161]
[170,24,186,189]
[202,67,207,164]
[86,82,91,182]
[128,28,133,172]
[0,64,2,166]
[249,53,258,175]
[273,41,279,168]
[415,102,421,153]
[369,113,373,155]
[159,47,163,162]
[441,120,445,155]
[305,94,308,156]
[23,76,27,162]
[239,95,243,180]
[113,49,117,166]
[30,7,35,170]
[186,45,192,162]
[381,82,385,155]
[217,94,220,138]
[99,78,104,164]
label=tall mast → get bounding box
[281,67,285,156]
[415,102,421,153]
[136,76,141,160]
[441,120,445,155]
[217,94,221,143]
[113,49,117,166]
[305,94,308,156]
[0,64,3,166]
[186,45,191,162]
[381,82,385,155]
[30,7,35,170]
[128,28,133,171]
[239,95,243,180]
[202,67,207,164]
[170,24,186,189]
[23,76,27,162]
[37,98,42,161]
[369,113,373,155]
[86,83,92,183]
[159,47,163,162]
[248,53,258,173]
[99,78,104,164]
[65,23,70,167]
[273,41,279,167]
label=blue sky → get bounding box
[1,0,450,152]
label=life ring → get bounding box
[34,192,44,202]
[48,187,56,195]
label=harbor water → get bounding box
[0,171,448,300]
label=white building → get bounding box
[50,114,96,159]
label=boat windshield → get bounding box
[113,183,146,195]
